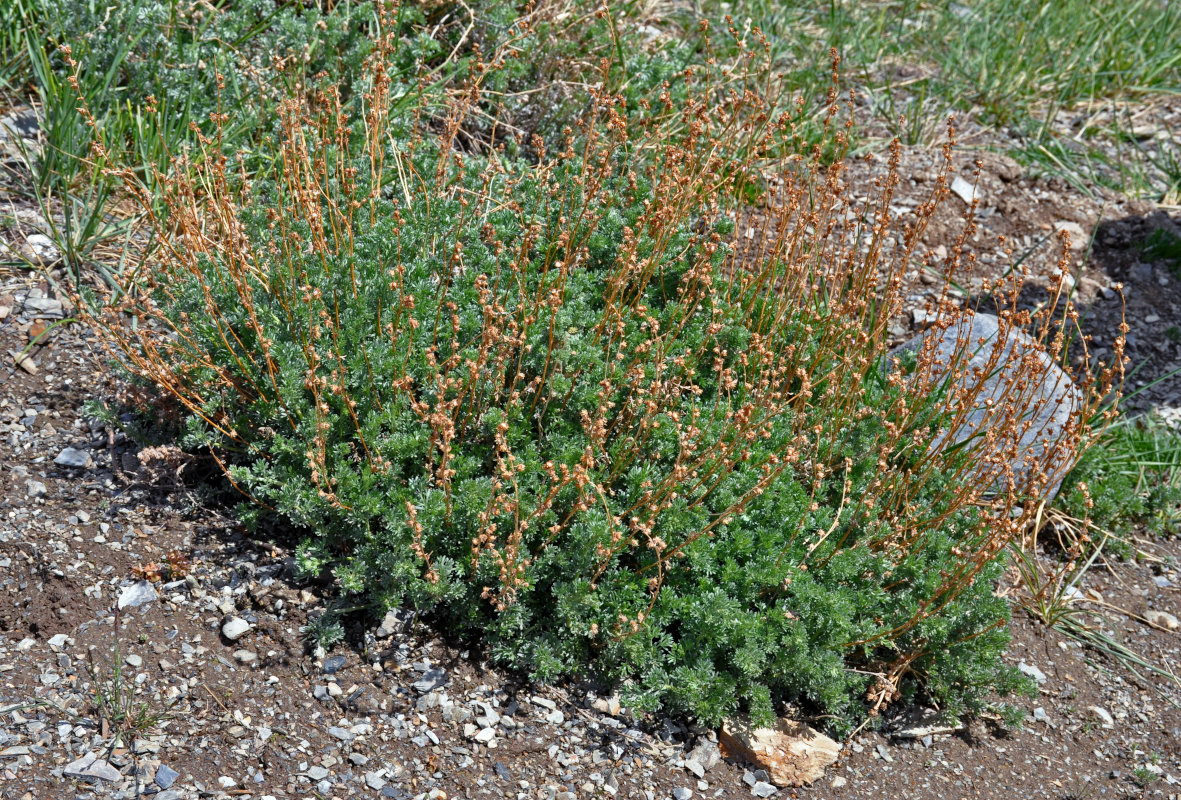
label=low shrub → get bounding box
[86,6,1119,731]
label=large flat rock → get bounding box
[892,311,1082,500]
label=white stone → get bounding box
[118,581,158,610]
[24,233,60,265]
[221,617,252,641]
[1146,610,1179,630]
[1089,706,1114,728]
[1053,221,1087,250]
[950,176,979,205]
[592,695,622,716]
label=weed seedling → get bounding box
[87,607,168,746]
[1131,765,1160,788]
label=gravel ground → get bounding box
[2,119,1181,800]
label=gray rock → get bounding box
[375,607,414,638]
[688,738,721,771]
[22,296,63,317]
[54,447,92,468]
[684,759,705,778]
[74,764,121,786]
[64,753,122,783]
[306,765,330,780]
[366,771,387,790]
[1089,706,1114,727]
[892,312,1081,500]
[0,106,40,153]
[412,668,447,693]
[752,781,778,798]
[25,480,47,498]
[1130,262,1154,284]
[442,704,471,724]
[328,726,353,741]
[322,655,346,674]
[673,788,694,800]
[155,764,180,789]
[221,617,251,641]
[117,581,158,610]
[1018,661,1047,685]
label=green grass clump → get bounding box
[1142,228,1181,275]
[689,0,1181,198]
[1060,414,1181,539]
[2,0,371,283]
[86,6,1114,732]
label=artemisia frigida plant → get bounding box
[78,4,1122,731]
